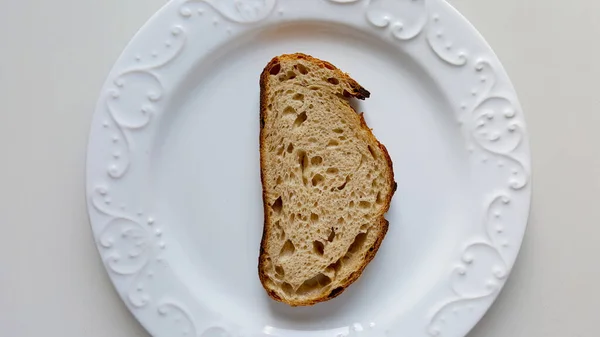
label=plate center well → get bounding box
[151,22,471,330]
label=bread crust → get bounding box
[258,53,396,306]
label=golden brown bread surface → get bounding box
[258,53,396,306]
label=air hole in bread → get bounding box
[316,273,332,286]
[360,224,368,231]
[311,174,324,186]
[311,213,319,222]
[293,93,304,101]
[294,112,307,127]
[279,239,295,258]
[264,277,276,289]
[333,128,343,134]
[327,140,339,147]
[323,63,335,70]
[327,227,336,242]
[281,282,293,296]
[338,175,350,190]
[296,273,331,295]
[376,192,383,204]
[278,74,286,82]
[276,176,282,185]
[348,232,368,255]
[329,286,343,298]
[275,221,284,239]
[286,70,296,80]
[359,155,368,170]
[313,241,324,255]
[275,265,285,277]
[329,260,342,274]
[297,150,308,173]
[308,104,314,109]
[326,167,339,175]
[359,201,371,209]
[308,137,317,143]
[283,106,296,115]
[286,143,294,153]
[269,63,281,75]
[349,201,355,208]
[276,145,284,156]
[297,64,309,74]
[368,145,378,159]
[310,86,320,90]
[343,89,352,98]
[271,197,283,214]
[327,77,340,85]
[296,277,318,295]
[311,156,323,165]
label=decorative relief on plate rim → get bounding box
[91,186,162,308]
[92,22,191,327]
[157,300,199,336]
[425,56,529,337]
[361,0,468,65]
[103,25,186,179]
[180,0,277,22]
[467,59,528,190]
[426,193,514,336]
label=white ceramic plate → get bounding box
[86,1,531,336]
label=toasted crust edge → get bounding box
[258,53,396,306]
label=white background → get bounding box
[0,0,598,336]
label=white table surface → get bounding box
[1,0,598,336]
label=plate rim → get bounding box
[86,1,531,336]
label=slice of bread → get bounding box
[258,53,396,306]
